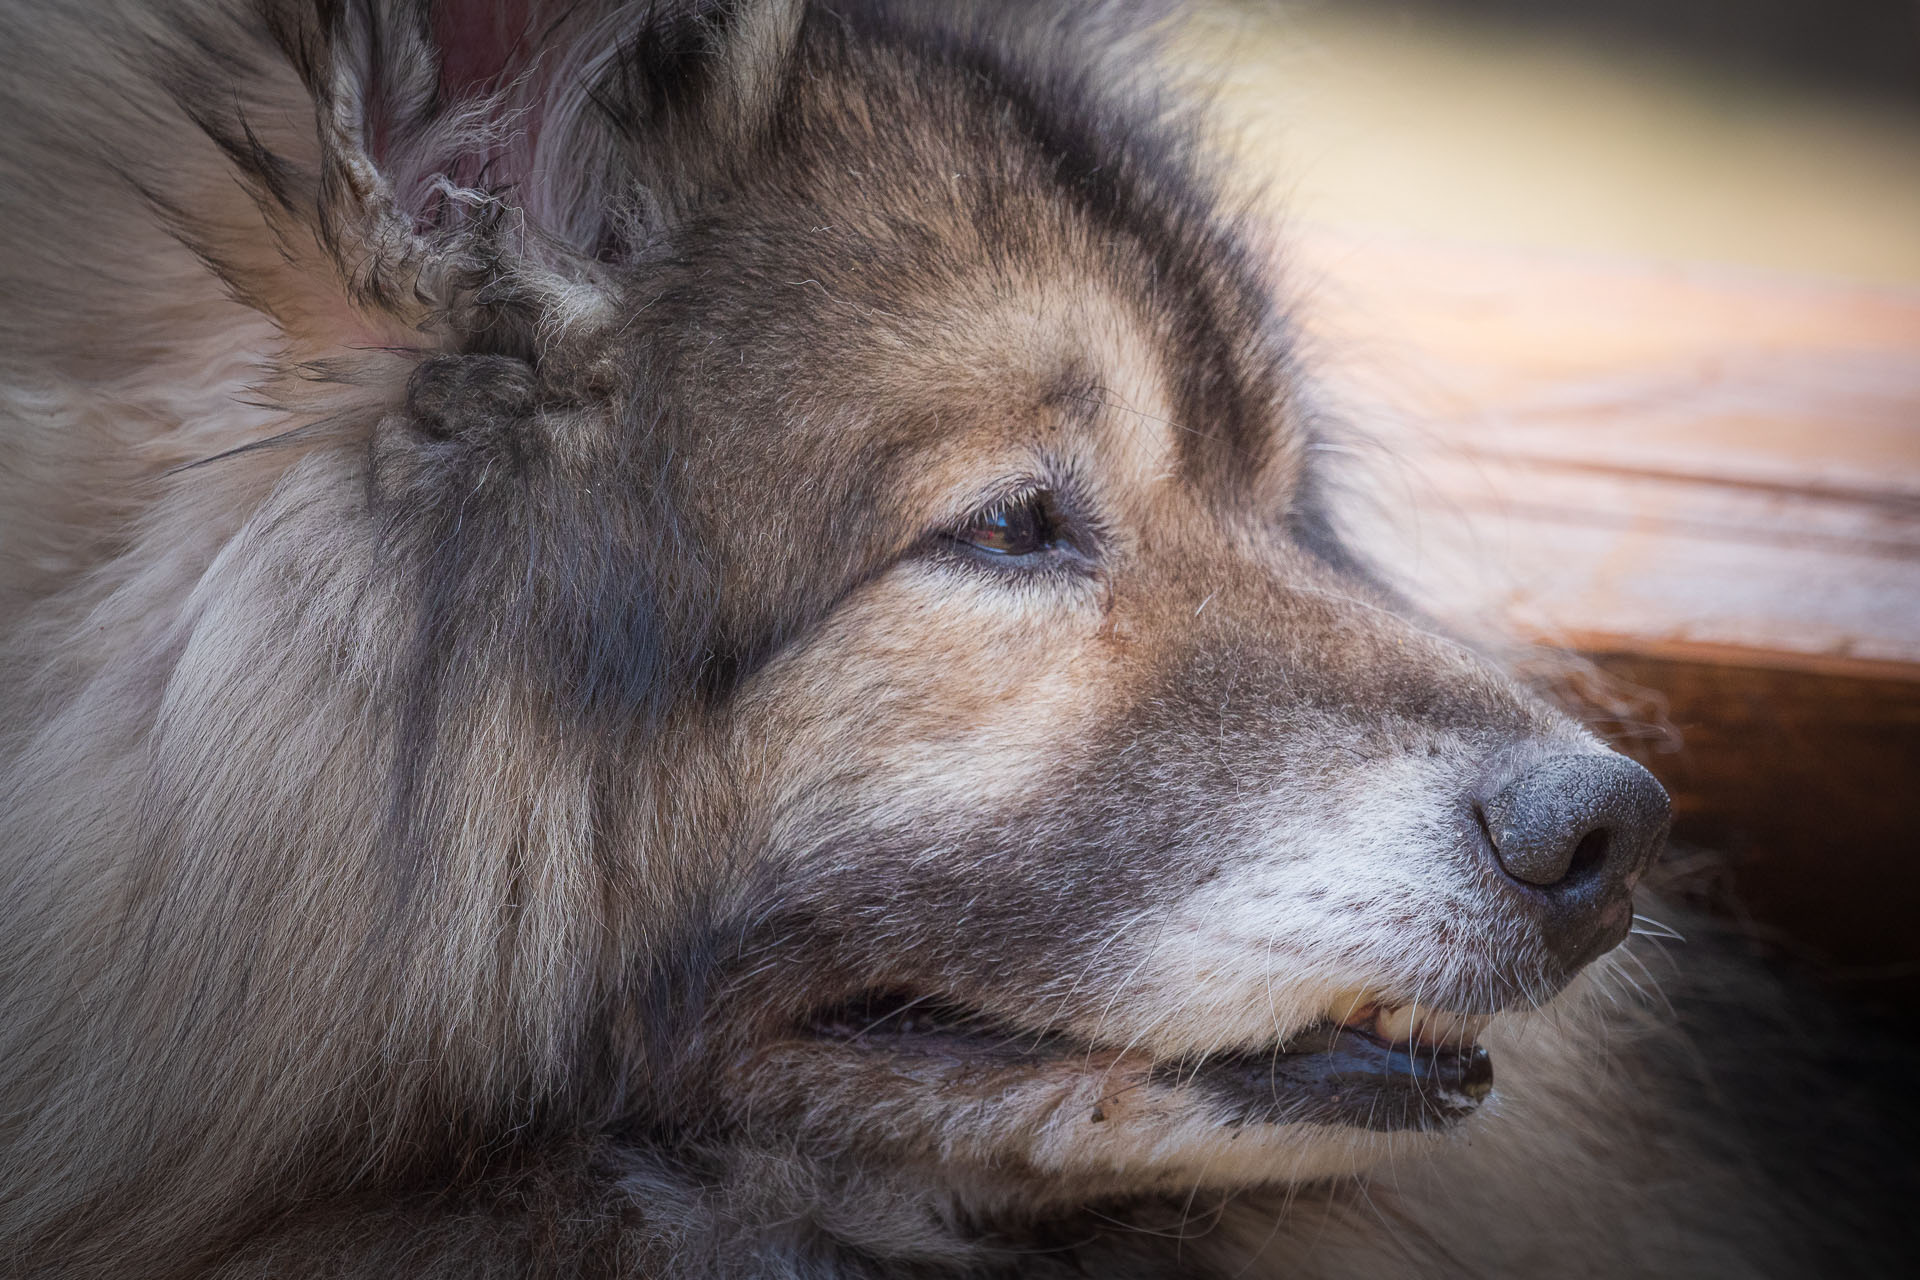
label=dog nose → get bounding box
[1480,754,1671,967]
[1483,754,1669,889]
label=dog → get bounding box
[0,1,1904,1276]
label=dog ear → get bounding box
[236,0,803,356]
[349,2,799,236]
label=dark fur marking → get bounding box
[831,1,1292,482]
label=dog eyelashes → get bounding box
[954,489,1064,558]
[937,487,1104,581]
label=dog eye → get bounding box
[955,492,1062,557]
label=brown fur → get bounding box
[0,2,1903,1276]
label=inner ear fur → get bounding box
[200,0,805,361]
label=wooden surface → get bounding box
[1582,652,1920,991]
[1292,230,1920,994]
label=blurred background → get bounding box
[1172,0,1920,1009]
[1186,0,1920,279]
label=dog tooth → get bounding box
[1324,988,1375,1028]
[1373,1004,1416,1044]
[1412,1010,1491,1047]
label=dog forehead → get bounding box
[888,283,1298,542]
[893,276,1186,489]
[633,84,1298,504]
[667,247,1292,529]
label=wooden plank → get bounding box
[1290,229,1920,672]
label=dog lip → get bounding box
[1191,1021,1494,1132]
[802,992,1494,1133]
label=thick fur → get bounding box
[0,2,1904,1276]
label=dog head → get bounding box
[93,0,1670,1244]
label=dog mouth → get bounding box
[803,991,1493,1133]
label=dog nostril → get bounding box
[1480,754,1669,892]
[1566,827,1611,881]
[1482,809,1578,887]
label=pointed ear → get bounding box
[190,1,802,359]
[308,0,803,264]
